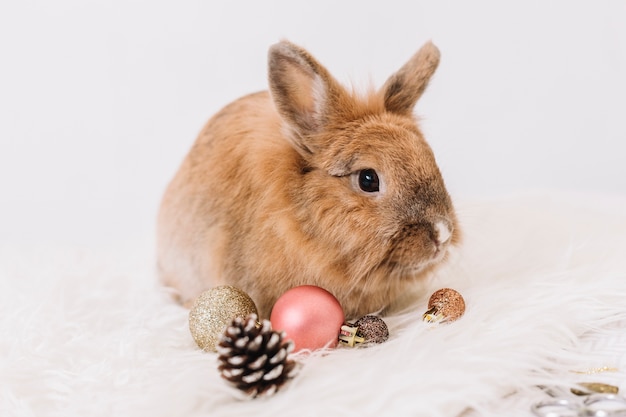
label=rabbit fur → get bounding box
[157,40,459,319]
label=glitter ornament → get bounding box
[189,285,259,351]
[423,288,466,323]
[354,315,389,344]
[270,285,344,352]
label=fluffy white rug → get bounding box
[2,191,626,417]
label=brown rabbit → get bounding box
[157,40,459,319]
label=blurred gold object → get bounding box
[571,366,618,375]
[571,382,619,396]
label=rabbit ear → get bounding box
[268,41,340,155]
[382,41,440,115]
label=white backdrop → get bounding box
[1,1,625,248]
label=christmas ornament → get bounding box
[354,315,389,344]
[189,285,258,351]
[339,315,389,347]
[270,285,344,352]
[423,288,465,323]
[217,314,298,398]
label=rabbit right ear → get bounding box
[382,41,440,115]
[268,41,341,155]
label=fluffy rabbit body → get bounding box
[157,40,459,319]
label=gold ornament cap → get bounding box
[189,285,258,352]
[338,324,365,347]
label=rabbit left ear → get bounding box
[382,41,440,115]
[268,40,341,155]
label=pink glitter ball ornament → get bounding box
[270,285,345,352]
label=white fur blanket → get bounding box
[2,191,626,417]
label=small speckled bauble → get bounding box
[189,285,258,352]
[354,315,389,344]
[270,285,345,352]
[423,288,465,323]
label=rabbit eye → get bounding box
[356,169,380,193]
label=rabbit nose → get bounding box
[434,221,451,246]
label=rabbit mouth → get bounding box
[406,249,448,272]
[385,220,453,273]
[385,246,449,277]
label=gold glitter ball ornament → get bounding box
[354,315,389,344]
[189,286,259,352]
[423,288,466,323]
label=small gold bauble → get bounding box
[423,288,466,323]
[188,285,258,352]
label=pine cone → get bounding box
[217,314,299,398]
